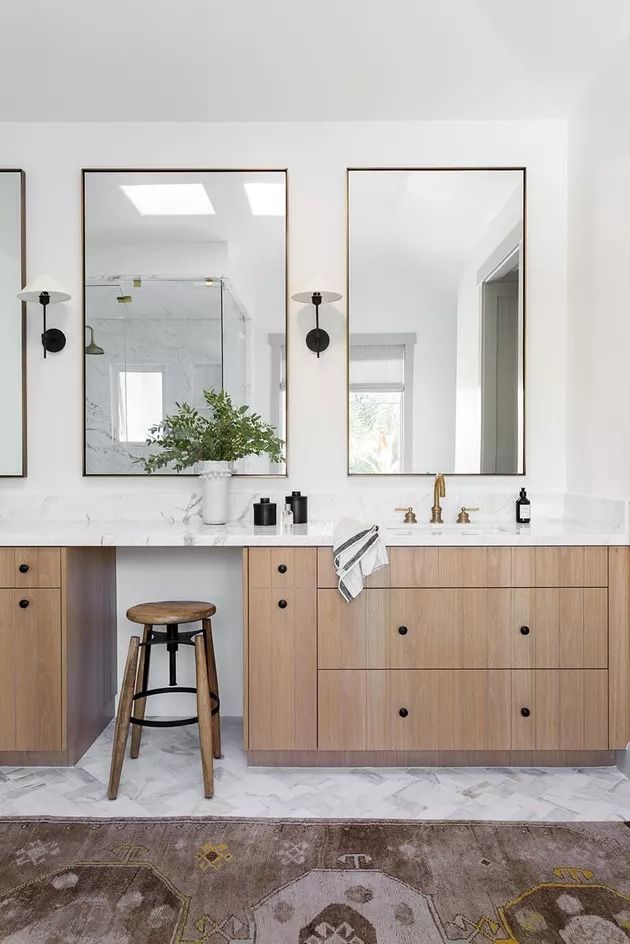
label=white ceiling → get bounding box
[1,0,630,121]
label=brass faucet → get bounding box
[430,473,446,524]
[395,506,417,524]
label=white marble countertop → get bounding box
[0,517,626,547]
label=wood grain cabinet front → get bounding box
[247,545,626,765]
[0,547,116,765]
[0,589,62,752]
[318,587,608,670]
[317,546,608,589]
[318,669,608,752]
[247,548,318,751]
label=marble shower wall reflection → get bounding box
[83,170,287,476]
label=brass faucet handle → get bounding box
[395,506,417,524]
[456,506,480,524]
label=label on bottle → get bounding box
[520,505,531,521]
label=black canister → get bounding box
[254,497,277,526]
[285,490,308,524]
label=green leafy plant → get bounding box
[140,389,285,473]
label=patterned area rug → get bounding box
[1,818,630,942]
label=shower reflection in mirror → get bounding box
[83,170,287,475]
[347,167,525,476]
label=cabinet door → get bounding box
[0,589,62,751]
[367,670,513,751]
[511,589,607,668]
[248,549,317,750]
[318,589,513,670]
[512,670,608,750]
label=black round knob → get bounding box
[399,708,409,718]
[520,625,530,636]
[18,563,29,574]
[398,625,408,636]
[520,707,531,718]
[278,564,287,574]
[278,599,287,609]
[19,599,29,609]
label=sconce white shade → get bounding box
[18,274,71,304]
[291,290,342,304]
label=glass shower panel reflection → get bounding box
[85,277,227,474]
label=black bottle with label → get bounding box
[516,488,531,524]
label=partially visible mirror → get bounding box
[347,168,525,475]
[83,169,287,475]
[0,170,26,477]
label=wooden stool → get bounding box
[107,601,220,800]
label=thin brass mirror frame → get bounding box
[0,169,27,478]
[345,166,527,477]
[81,168,289,477]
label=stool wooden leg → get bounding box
[108,636,140,800]
[194,634,214,798]
[130,624,152,759]
[202,618,222,759]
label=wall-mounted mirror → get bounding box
[83,169,287,475]
[0,170,26,477]
[347,167,525,475]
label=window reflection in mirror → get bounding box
[347,168,525,475]
[0,170,25,477]
[83,170,287,475]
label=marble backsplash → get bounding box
[0,485,626,533]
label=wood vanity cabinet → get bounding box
[245,545,630,765]
[0,547,116,765]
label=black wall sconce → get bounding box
[18,275,71,358]
[291,290,342,357]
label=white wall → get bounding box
[1,119,568,498]
[0,119,569,716]
[566,38,630,499]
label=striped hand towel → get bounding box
[333,519,389,602]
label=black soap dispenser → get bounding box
[516,488,531,524]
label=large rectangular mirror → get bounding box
[0,170,26,477]
[347,167,525,475]
[83,169,287,475]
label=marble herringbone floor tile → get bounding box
[0,718,629,820]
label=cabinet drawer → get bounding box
[317,669,608,751]
[0,548,61,589]
[0,589,62,751]
[318,588,607,670]
[249,547,316,589]
[317,546,608,589]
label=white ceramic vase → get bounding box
[198,460,233,525]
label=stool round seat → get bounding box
[126,600,216,626]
